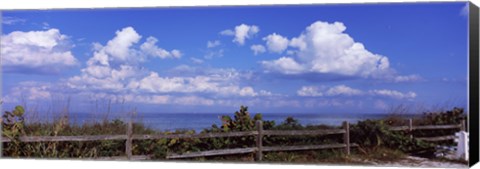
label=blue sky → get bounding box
[1,2,469,114]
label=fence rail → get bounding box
[132,131,258,140]
[92,155,151,161]
[387,119,465,142]
[167,147,257,159]
[262,128,345,136]
[388,124,462,131]
[166,121,350,160]
[1,135,126,143]
[416,135,457,142]
[263,143,357,152]
[1,119,465,161]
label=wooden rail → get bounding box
[167,147,257,159]
[1,118,465,161]
[166,144,361,159]
[262,129,345,136]
[413,124,462,130]
[416,135,457,142]
[1,135,126,143]
[132,131,258,140]
[1,120,350,161]
[263,143,346,152]
[387,119,465,142]
[166,121,349,160]
[263,143,359,152]
[92,155,151,161]
[388,124,461,131]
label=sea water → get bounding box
[31,112,419,132]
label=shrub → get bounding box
[418,107,466,126]
[350,119,434,156]
[167,106,275,154]
[2,106,26,157]
[412,107,466,145]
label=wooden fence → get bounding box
[166,121,352,160]
[0,119,465,161]
[387,119,465,142]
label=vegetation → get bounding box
[350,119,434,157]
[1,105,467,164]
[1,106,154,158]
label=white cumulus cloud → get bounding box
[68,64,141,91]
[369,89,417,100]
[128,72,261,97]
[261,21,391,78]
[2,81,52,103]
[297,84,416,100]
[221,24,259,45]
[141,36,182,59]
[250,44,266,55]
[325,85,363,96]
[297,85,363,97]
[104,27,142,61]
[69,27,179,92]
[1,29,78,74]
[239,87,258,97]
[263,33,289,53]
[261,57,305,75]
[297,86,324,97]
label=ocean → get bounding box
[28,112,420,132]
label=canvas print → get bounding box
[0,2,473,168]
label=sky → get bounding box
[0,2,470,115]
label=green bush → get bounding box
[412,107,466,145]
[167,106,275,154]
[1,105,157,158]
[419,107,466,125]
[350,119,434,156]
[2,106,26,157]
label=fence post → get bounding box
[342,121,350,156]
[455,131,469,161]
[408,118,413,139]
[126,118,133,160]
[460,119,466,131]
[255,120,263,161]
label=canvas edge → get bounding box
[469,1,480,167]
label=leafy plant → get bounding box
[412,107,466,145]
[214,105,271,132]
[2,106,26,157]
[167,106,275,155]
[350,119,434,156]
[419,107,465,125]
